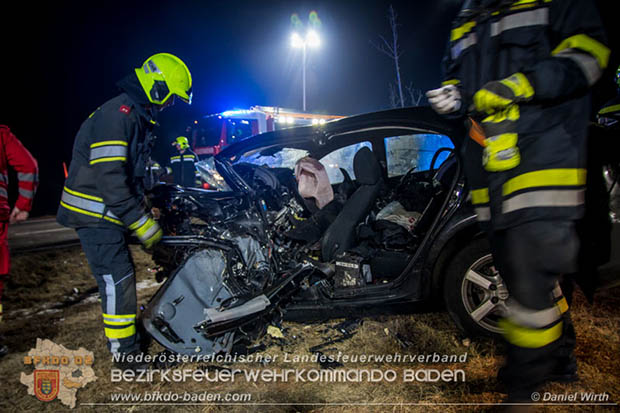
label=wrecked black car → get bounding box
[142,107,620,356]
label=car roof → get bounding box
[218,106,466,160]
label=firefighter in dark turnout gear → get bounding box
[57,53,192,361]
[598,67,620,219]
[597,65,620,127]
[427,0,609,402]
[584,65,620,291]
[169,136,199,187]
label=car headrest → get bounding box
[353,147,381,185]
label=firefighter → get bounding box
[583,65,620,287]
[426,0,609,404]
[57,53,192,368]
[169,136,200,187]
[597,65,620,127]
[0,125,38,357]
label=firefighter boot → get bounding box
[547,354,578,383]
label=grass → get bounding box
[0,245,618,412]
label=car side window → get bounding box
[319,141,372,184]
[384,134,453,178]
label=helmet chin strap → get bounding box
[147,104,159,118]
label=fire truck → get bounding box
[187,106,345,157]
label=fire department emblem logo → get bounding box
[34,370,60,402]
[21,339,97,408]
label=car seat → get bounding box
[321,147,383,261]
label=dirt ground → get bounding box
[0,245,618,412]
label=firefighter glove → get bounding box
[130,215,163,249]
[473,72,534,115]
[426,85,462,114]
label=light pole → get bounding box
[291,30,320,112]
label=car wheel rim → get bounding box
[460,253,509,334]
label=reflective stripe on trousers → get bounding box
[96,272,138,354]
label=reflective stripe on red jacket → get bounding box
[0,126,39,221]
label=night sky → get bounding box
[1,0,618,216]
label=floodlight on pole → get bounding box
[306,30,321,48]
[290,30,321,112]
[291,32,304,48]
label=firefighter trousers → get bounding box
[489,220,578,401]
[77,227,141,355]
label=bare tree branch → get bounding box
[389,82,400,108]
[374,4,421,109]
[370,35,395,58]
[388,4,404,107]
[405,82,424,106]
[379,35,395,55]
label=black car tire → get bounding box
[443,237,509,337]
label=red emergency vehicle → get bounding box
[188,106,344,157]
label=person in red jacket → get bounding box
[0,125,39,357]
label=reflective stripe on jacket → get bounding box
[442,0,609,230]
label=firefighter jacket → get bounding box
[0,126,39,222]
[57,91,156,231]
[442,0,610,230]
[169,149,199,187]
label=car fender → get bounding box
[423,205,484,296]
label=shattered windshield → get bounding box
[235,147,310,169]
[195,157,233,191]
